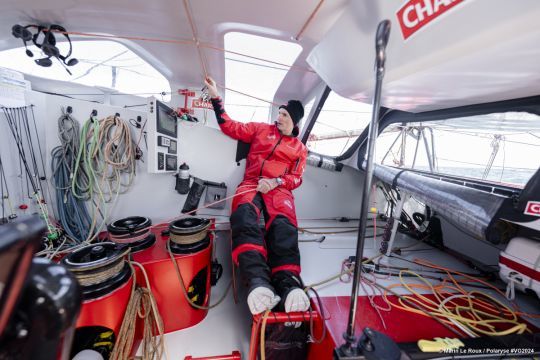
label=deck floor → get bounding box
[147,219,539,358]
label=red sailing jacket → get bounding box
[211,97,307,225]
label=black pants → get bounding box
[231,193,302,296]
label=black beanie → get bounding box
[279,100,304,125]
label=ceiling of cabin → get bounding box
[308,0,540,112]
[2,0,540,113]
[0,0,349,104]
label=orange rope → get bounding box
[47,28,194,46]
[413,259,513,306]
[150,185,258,230]
[200,42,314,74]
[294,0,326,41]
[401,259,540,319]
[182,0,208,78]
[217,83,279,106]
[46,28,314,74]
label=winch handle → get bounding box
[375,20,391,77]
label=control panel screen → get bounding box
[169,139,177,154]
[166,154,177,171]
[156,101,178,138]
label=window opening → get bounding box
[306,91,372,156]
[224,32,302,123]
[376,112,540,187]
[0,40,171,101]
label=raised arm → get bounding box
[205,76,258,143]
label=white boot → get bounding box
[284,288,310,327]
[247,286,281,315]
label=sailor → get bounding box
[204,76,310,316]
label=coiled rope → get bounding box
[51,108,94,242]
[71,114,137,243]
[109,227,152,244]
[110,261,168,360]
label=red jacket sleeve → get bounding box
[211,96,259,143]
[281,145,308,191]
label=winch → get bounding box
[107,216,156,252]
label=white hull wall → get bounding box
[0,90,364,227]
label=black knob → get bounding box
[90,245,105,260]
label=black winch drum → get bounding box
[168,217,211,254]
[107,216,156,252]
[62,242,131,300]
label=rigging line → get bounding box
[20,108,46,199]
[182,0,208,77]
[47,28,315,73]
[435,157,536,171]
[54,91,171,96]
[9,108,27,201]
[17,108,36,199]
[48,28,195,46]
[433,128,540,147]
[217,83,279,106]
[73,50,129,81]
[225,57,289,71]
[0,154,5,221]
[295,0,326,41]
[33,90,102,103]
[499,138,506,183]
[200,42,315,73]
[78,59,165,79]
[3,107,39,193]
[29,106,52,204]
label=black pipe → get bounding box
[339,19,391,355]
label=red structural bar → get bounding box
[184,351,242,360]
[249,311,321,360]
[184,351,241,360]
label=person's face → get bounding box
[276,108,294,135]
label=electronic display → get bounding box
[169,139,177,154]
[157,152,164,170]
[166,154,177,171]
[156,101,177,138]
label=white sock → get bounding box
[284,288,310,312]
[284,288,310,327]
[247,286,281,315]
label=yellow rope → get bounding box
[166,240,232,310]
[260,310,271,360]
[382,270,529,337]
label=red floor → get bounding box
[315,294,457,345]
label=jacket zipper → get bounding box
[259,135,283,177]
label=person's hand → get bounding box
[256,178,278,194]
[204,76,219,98]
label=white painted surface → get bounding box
[28,91,363,228]
[308,0,540,112]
